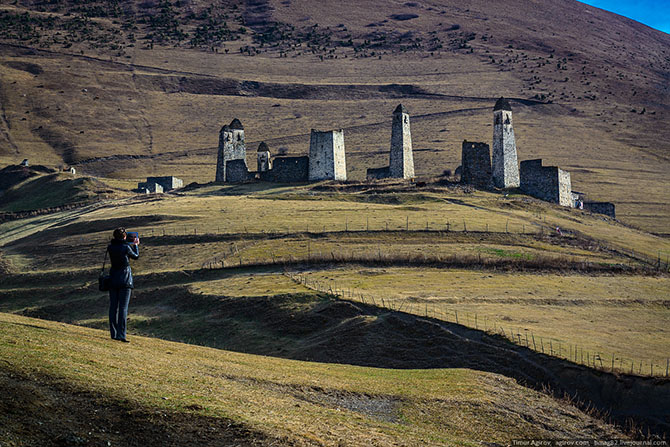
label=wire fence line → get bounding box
[129,217,668,272]
[283,270,670,379]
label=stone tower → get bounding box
[492,97,520,188]
[389,104,415,179]
[257,141,272,173]
[461,140,492,188]
[216,118,246,182]
[308,129,347,181]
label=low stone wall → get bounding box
[585,202,616,218]
[260,156,309,183]
[366,166,390,180]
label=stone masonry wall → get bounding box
[389,110,414,179]
[225,159,253,183]
[145,176,183,191]
[520,159,572,207]
[584,202,616,218]
[557,168,572,207]
[216,128,246,182]
[366,166,390,180]
[308,129,346,181]
[492,110,520,188]
[460,141,492,188]
[260,156,309,183]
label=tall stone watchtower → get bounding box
[389,104,415,179]
[308,129,347,181]
[492,97,520,188]
[257,142,272,173]
[216,118,247,182]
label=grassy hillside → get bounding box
[0,171,123,212]
[1,184,668,370]
[1,183,669,438]
[0,0,668,232]
[0,312,625,446]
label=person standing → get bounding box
[107,227,139,343]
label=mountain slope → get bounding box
[0,0,668,232]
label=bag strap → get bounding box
[101,247,108,275]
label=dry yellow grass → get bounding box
[0,312,622,445]
[299,267,670,375]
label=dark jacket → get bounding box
[107,239,139,289]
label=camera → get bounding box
[127,231,140,244]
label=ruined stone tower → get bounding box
[308,129,346,181]
[492,97,520,188]
[216,118,246,182]
[389,104,414,179]
[257,142,271,173]
[461,140,492,188]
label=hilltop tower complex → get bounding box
[308,129,347,181]
[491,97,520,188]
[389,104,415,179]
[216,118,247,182]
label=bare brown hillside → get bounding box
[0,0,668,231]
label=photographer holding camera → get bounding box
[106,227,139,343]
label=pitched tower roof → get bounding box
[493,97,512,111]
[257,142,269,152]
[229,118,244,130]
[394,104,408,114]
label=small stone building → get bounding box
[520,159,572,207]
[137,176,184,192]
[309,129,346,181]
[492,97,520,188]
[20,159,29,167]
[460,140,492,188]
[137,182,163,194]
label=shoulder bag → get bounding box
[98,248,110,292]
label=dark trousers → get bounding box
[109,287,132,340]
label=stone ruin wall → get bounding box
[520,159,572,207]
[308,130,346,181]
[389,111,414,179]
[216,128,247,182]
[460,141,492,188]
[260,156,309,183]
[584,202,616,218]
[366,166,390,180]
[225,159,254,183]
[492,110,520,188]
